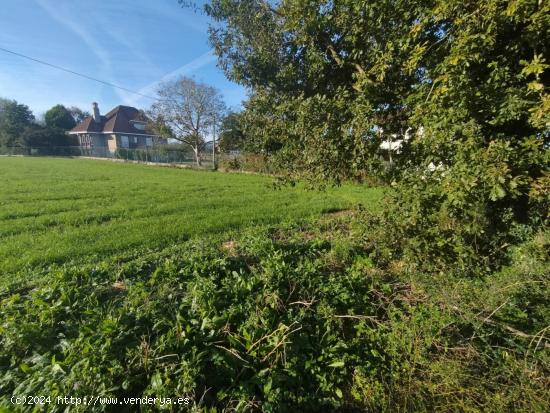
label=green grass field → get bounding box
[0,157,381,280]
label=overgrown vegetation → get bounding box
[203,0,549,269]
[1,212,548,412]
[219,154,273,175]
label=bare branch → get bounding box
[148,76,226,165]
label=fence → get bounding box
[0,146,215,168]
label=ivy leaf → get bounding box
[490,184,506,201]
[151,372,163,390]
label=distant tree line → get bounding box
[0,98,89,149]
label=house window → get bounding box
[80,134,93,148]
[120,135,129,148]
[132,136,138,144]
[145,137,153,146]
[133,122,146,131]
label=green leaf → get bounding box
[151,372,162,390]
[19,363,31,373]
[490,184,506,201]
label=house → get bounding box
[68,103,166,153]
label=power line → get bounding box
[0,46,159,101]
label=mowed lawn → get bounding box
[0,157,382,277]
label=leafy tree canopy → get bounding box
[218,111,246,152]
[197,0,549,271]
[19,124,76,147]
[44,104,76,131]
[0,98,35,147]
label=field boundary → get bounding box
[76,156,271,175]
[79,156,199,169]
[1,153,277,176]
[1,153,210,170]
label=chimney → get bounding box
[92,102,100,122]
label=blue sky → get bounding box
[0,0,247,118]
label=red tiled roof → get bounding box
[69,105,155,135]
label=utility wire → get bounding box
[0,46,159,101]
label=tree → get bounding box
[149,76,226,166]
[200,0,435,182]
[0,98,35,147]
[68,106,91,124]
[218,111,245,152]
[199,0,549,272]
[387,0,550,273]
[19,124,76,148]
[44,104,76,131]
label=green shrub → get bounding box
[219,154,273,174]
[382,134,549,276]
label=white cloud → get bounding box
[124,50,218,107]
[35,0,216,109]
[35,0,126,102]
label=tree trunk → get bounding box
[193,147,201,166]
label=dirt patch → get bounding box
[322,208,355,218]
[112,281,126,291]
[221,240,238,256]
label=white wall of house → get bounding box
[74,132,166,152]
[78,133,106,149]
